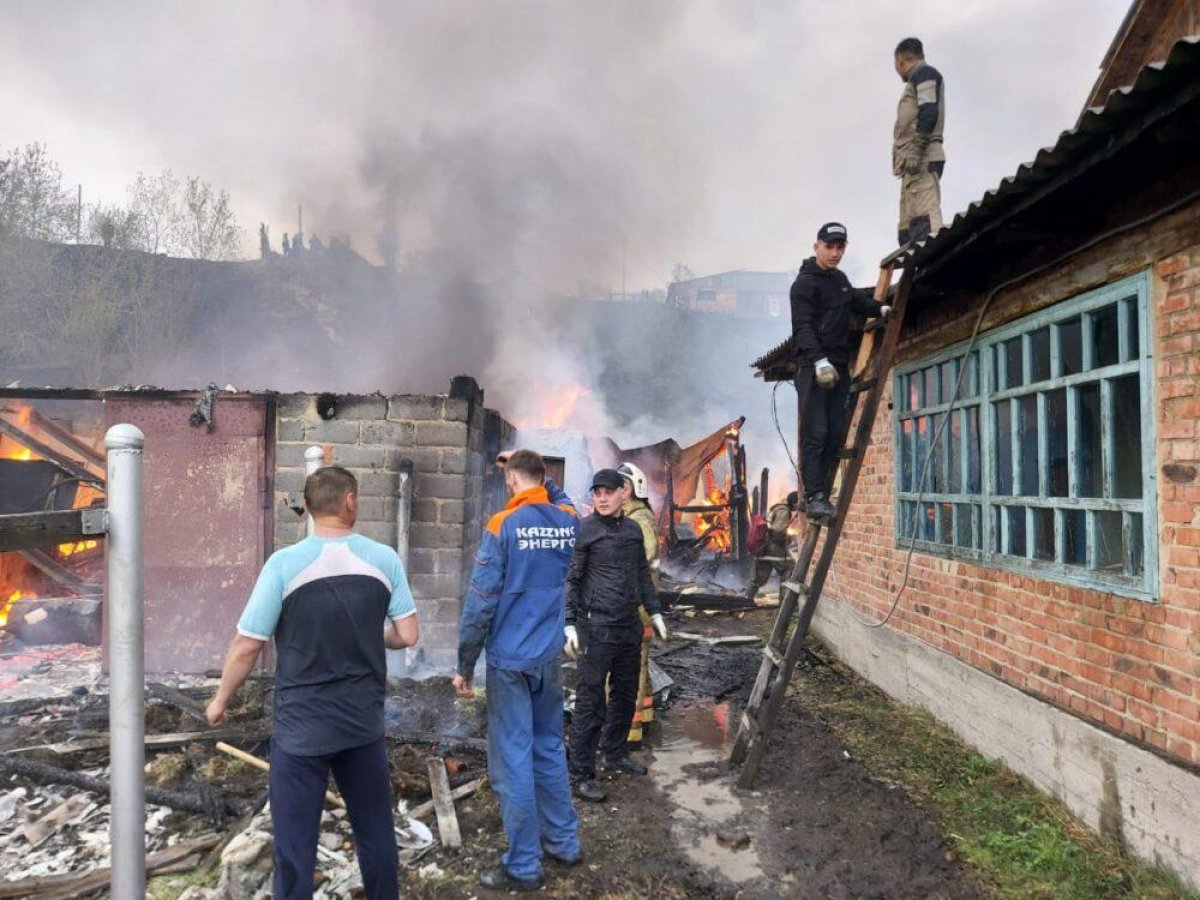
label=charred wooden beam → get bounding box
[21,548,99,593]
[0,418,102,484]
[0,755,237,821]
[0,509,107,553]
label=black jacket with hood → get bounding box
[789,258,883,366]
[565,511,661,631]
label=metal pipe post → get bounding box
[105,423,145,899]
[304,445,324,535]
[396,459,414,570]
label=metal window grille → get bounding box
[893,271,1157,600]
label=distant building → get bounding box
[666,270,791,320]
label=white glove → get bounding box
[650,614,668,641]
[814,358,839,389]
[879,305,892,318]
[564,625,579,659]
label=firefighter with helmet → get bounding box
[746,491,799,601]
[617,461,661,743]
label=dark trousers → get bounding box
[487,660,580,881]
[746,552,791,599]
[569,620,641,781]
[795,362,851,498]
[269,737,398,900]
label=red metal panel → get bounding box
[104,395,269,673]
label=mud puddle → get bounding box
[648,700,765,885]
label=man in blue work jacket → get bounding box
[454,449,581,893]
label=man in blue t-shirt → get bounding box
[206,466,419,900]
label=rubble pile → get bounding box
[0,672,487,897]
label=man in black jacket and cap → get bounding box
[565,468,667,803]
[791,223,891,522]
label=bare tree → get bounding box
[180,176,242,260]
[0,143,74,242]
[128,170,183,255]
[87,202,144,250]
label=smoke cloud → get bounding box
[1,1,1130,472]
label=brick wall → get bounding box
[273,380,512,672]
[831,206,1200,767]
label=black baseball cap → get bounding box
[590,468,624,490]
[817,222,848,244]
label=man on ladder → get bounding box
[790,222,891,522]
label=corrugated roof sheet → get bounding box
[901,36,1200,272]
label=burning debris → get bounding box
[0,401,106,641]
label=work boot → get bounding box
[572,779,606,802]
[604,755,648,775]
[542,843,583,867]
[479,866,544,892]
[806,493,835,523]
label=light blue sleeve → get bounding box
[388,554,417,620]
[237,554,286,640]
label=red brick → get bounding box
[1157,256,1189,278]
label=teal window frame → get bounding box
[893,271,1158,601]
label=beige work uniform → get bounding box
[893,61,946,243]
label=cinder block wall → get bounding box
[813,207,1200,879]
[273,379,512,672]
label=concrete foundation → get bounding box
[813,597,1200,886]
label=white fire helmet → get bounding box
[616,462,649,500]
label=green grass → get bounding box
[793,640,1197,900]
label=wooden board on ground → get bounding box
[425,758,462,849]
[0,834,219,899]
[407,775,487,821]
[672,632,763,646]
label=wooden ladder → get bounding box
[729,250,914,789]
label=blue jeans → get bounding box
[269,737,398,900]
[487,658,581,881]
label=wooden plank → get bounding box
[0,418,99,484]
[407,775,488,821]
[5,727,269,757]
[215,742,345,809]
[0,509,106,553]
[853,264,895,378]
[425,758,462,849]
[0,834,219,899]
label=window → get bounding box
[697,289,717,306]
[893,272,1157,600]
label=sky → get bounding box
[1,0,1131,291]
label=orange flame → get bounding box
[0,406,35,461]
[693,463,732,552]
[0,590,35,627]
[541,386,589,429]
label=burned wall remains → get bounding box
[272,379,513,673]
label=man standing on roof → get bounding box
[791,223,890,523]
[745,491,798,601]
[616,461,661,743]
[566,469,668,803]
[454,450,582,893]
[206,466,419,900]
[894,36,946,246]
